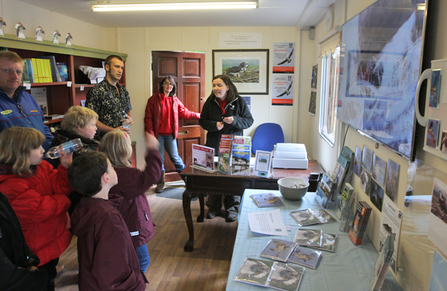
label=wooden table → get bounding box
[179,160,322,252]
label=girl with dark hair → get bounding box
[199,75,254,222]
[144,75,200,193]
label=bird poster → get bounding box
[273,42,295,73]
[272,74,293,105]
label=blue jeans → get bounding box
[157,134,185,172]
[136,244,150,273]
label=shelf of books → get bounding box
[0,33,127,117]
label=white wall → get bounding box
[117,26,302,168]
[0,0,116,51]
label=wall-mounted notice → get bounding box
[219,32,262,48]
[272,74,294,106]
[273,42,295,73]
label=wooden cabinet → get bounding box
[0,34,127,117]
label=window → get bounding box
[319,46,340,146]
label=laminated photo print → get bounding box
[260,239,297,262]
[294,228,323,248]
[288,246,322,269]
[233,257,273,287]
[268,262,305,291]
[290,209,321,226]
[313,233,338,252]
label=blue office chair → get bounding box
[251,123,285,155]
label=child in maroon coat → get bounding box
[68,152,147,290]
[99,130,162,272]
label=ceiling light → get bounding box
[91,1,258,12]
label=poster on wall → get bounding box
[242,96,251,112]
[428,178,447,256]
[273,42,295,73]
[271,74,293,106]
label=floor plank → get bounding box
[55,180,238,291]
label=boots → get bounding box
[155,171,165,193]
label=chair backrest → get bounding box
[251,123,284,155]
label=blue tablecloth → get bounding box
[226,189,400,291]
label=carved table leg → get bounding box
[182,190,194,252]
[197,194,205,222]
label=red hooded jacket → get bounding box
[0,161,72,266]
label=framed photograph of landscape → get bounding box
[212,49,269,95]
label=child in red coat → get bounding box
[0,127,72,290]
[99,130,162,272]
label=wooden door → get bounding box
[152,51,206,173]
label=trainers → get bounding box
[155,170,165,193]
[206,211,217,219]
[226,212,237,222]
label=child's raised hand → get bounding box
[145,132,159,150]
[59,148,73,168]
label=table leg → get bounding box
[182,190,194,252]
[197,194,205,222]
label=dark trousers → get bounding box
[39,258,59,291]
[206,194,241,213]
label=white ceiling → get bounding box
[17,0,336,29]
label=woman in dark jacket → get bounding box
[199,75,254,222]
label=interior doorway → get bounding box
[151,51,206,175]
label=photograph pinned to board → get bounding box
[311,64,318,89]
[372,154,387,186]
[272,74,294,106]
[254,150,272,177]
[385,158,400,203]
[354,146,362,177]
[370,179,385,211]
[212,49,269,95]
[360,167,372,197]
[428,178,447,257]
[441,131,447,153]
[426,119,440,148]
[429,69,441,108]
[272,42,295,73]
[362,145,374,173]
[308,91,317,115]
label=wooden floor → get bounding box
[55,173,238,291]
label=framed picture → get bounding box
[426,119,440,148]
[311,64,318,89]
[429,70,441,108]
[212,49,269,95]
[308,91,316,115]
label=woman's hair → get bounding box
[68,151,109,197]
[61,106,98,134]
[0,127,45,177]
[98,130,132,167]
[159,75,176,97]
[210,75,239,102]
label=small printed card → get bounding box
[288,246,322,269]
[250,193,284,207]
[260,239,297,262]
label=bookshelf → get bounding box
[0,33,127,119]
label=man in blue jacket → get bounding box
[0,51,53,150]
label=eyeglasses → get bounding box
[163,82,174,86]
[0,68,23,75]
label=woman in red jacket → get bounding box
[144,75,200,192]
[99,130,162,272]
[0,127,72,290]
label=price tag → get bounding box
[24,83,31,90]
[80,86,84,91]
[67,81,72,87]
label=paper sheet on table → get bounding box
[248,209,288,236]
